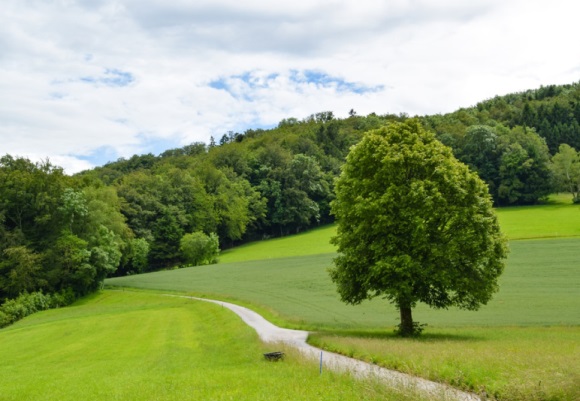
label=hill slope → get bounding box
[0,290,424,401]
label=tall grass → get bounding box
[0,291,432,401]
[308,327,580,401]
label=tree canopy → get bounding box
[0,156,132,302]
[329,120,508,336]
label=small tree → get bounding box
[551,143,580,203]
[180,232,219,267]
[330,120,508,336]
[128,238,150,273]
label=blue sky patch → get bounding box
[209,72,280,91]
[76,145,120,167]
[80,69,135,87]
[209,69,383,99]
[290,70,384,94]
[209,78,227,90]
[137,134,182,156]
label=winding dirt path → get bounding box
[186,296,480,401]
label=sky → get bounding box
[1,0,580,174]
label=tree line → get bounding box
[2,81,580,318]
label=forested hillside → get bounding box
[423,81,580,204]
[78,111,408,271]
[2,81,580,312]
[0,156,138,324]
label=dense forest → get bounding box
[2,81,580,320]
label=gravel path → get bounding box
[187,296,481,401]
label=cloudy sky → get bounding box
[2,0,579,173]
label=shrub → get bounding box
[0,310,10,327]
[0,289,77,329]
[179,232,220,267]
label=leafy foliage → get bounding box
[551,144,580,203]
[180,232,220,267]
[0,157,133,304]
[329,120,508,336]
[0,289,75,328]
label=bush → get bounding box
[179,232,220,267]
[1,298,28,321]
[48,288,76,308]
[0,289,77,329]
[0,310,11,327]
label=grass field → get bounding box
[105,198,580,401]
[218,195,580,263]
[218,224,336,263]
[0,291,431,401]
[106,237,580,401]
[107,239,580,328]
[495,194,580,239]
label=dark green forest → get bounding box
[2,81,580,320]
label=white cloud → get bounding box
[1,0,579,173]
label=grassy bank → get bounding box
[218,224,337,264]
[309,327,580,401]
[0,290,431,401]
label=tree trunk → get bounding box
[399,304,414,337]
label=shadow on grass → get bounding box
[71,291,108,306]
[314,328,487,343]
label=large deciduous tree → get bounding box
[329,120,508,336]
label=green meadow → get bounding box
[107,239,580,328]
[218,224,337,263]
[0,290,430,401]
[106,197,580,400]
[218,194,580,263]
[495,193,580,239]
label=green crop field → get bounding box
[0,290,430,401]
[107,239,580,328]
